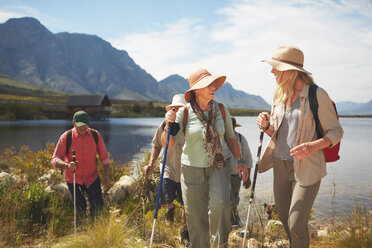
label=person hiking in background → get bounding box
[143,94,189,243]
[257,45,343,248]
[163,68,251,248]
[51,110,110,221]
[228,116,252,228]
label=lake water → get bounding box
[0,117,371,221]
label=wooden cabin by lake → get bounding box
[66,94,111,120]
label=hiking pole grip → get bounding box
[259,112,270,132]
[149,122,173,247]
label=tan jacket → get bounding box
[259,85,344,186]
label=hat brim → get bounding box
[262,59,312,75]
[184,75,226,102]
[165,104,184,111]
[74,121,88,127]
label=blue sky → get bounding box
[1,0,372,103]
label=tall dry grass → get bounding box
[1,143,371,247]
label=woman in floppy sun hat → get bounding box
[183,68,226,103]
[162,68,251,248]
[257,45,343,247]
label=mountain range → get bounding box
[0,17,270,110]
[336,100,372,115]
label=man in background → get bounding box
[143,94,189,243]
[228,116,253,227]
[51,110,110,220]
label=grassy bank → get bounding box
[0,102,68,121]
[0,144,371,247]
[0,97,267,121]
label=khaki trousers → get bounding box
[273,160,320,248]
[181,164,231,248]
[230,174,242,225]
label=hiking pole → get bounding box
[242,116,267,247]
[142,170,149,239]
[149,122,173,248]
[73,149,77,235]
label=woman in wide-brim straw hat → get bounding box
[162,68,251,248]
[257,45,343,247]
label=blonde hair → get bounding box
[273,70,314,109]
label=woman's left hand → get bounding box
[290,142,313,160]
[238,163,249,184]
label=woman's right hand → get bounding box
[143,164,153,175]
[165,109,177,124]
[67,161,78,171]
[256,112,270,130]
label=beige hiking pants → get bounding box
[273,160,320,248]
[181,164,231,248]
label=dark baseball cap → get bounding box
[73,111,89,127]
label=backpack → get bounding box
[65,128,99,156]
[182,103,226,134]
[308,84,340,163]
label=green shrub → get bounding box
[0,182,68,246]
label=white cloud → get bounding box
[0,6,70,33]
[211,0,372,102]
[111,0,372,103]
[2,0,371,103]
[340,0,372,18]
[109,19,208,80]
[0,9,24,22]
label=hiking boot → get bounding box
[165,207,175,225]
[180,228,190,246]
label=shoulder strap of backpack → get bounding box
[218,103,226,121]
[65,129,73,156]
[238,133,242,143]
[162,120,166,131]
[90,129,99,146]
[183,106,188,135]
[308,84,322,139]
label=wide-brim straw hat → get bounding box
[184,68,226,103]
[166,94,186,111]
[231,116,242,128]
[261,45,311,75]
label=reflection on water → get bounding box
[0,117,371,220]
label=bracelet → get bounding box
[237,158,245,164]
[263,124,270,132]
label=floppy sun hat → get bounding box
[166,94,186,111]
[73,110,89,127]
[262,45,311,75]
[184,68,226,103]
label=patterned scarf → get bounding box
[190,98,225,169]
